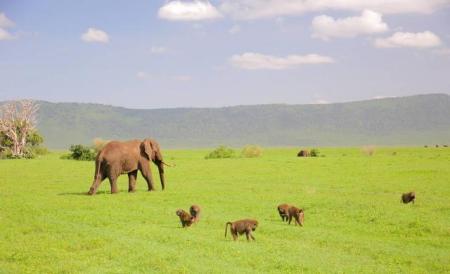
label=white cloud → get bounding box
[0,13,14,28]
[219,0,449,20]
[0,28,14,40]
[375,31,442,48]
[231,52,335,70]
[150,46,168,54]
[228,24,241,34]
[81,28,109,43]
[158,0,222,21]
[0,13,15,41]
[312,10,388,40]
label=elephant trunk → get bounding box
[157,161,165,190]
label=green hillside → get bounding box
[25,93,450,148]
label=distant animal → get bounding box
[297,150,310,157]
[277,204,290,222]
[444,145,448,148]
[435,144,439,148]
[176,209,194,227]
[87,138,167,195]
[189,205,201,223]
[424,145,428,148]
[225,219,258,241]
[288,206,304,226]
[401,192,415,204]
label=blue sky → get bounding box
[0,0,449,108]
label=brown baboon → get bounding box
[225,219,258,241]
[189,205,201,223]
[401,192,415,204]
[288,206,304,226]
[277,204,290,222]
[176,209,194,227]
[297,150,310,157]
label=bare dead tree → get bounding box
[0,100,39,157]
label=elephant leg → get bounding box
[109,176,119,194]
[139,166,155,191]
[128,170,138,192]
[88,173,105,195]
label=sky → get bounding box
[0,0,449,108]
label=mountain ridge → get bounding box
[27,93,448,110]
[3,93,449,148]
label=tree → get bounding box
[0,100,39,158]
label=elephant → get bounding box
[87,138,166,195]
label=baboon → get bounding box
[189,205,201,223]
[424,145,428,148]
[401,192,415,204]
[288,206,304,226]
[444,145,448,148]
[297,150,310,157]
[225,219,258,241]
[435,144,439,148]
[176,209,194,227]
[277,204,290,222]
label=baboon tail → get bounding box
[225,222,232,238]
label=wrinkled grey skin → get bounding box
[88,138,165,195]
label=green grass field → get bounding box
[1,147,449,273]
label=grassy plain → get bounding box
[0,147,449,273]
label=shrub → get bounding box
[361,145,376,156]
[93,138,109,153]
[30,146,49,156]
[310,148,320,157]
[297,150,309,157]
[66,144,96,161]
[205,146,235,159]
[0,148,12,159]
[241,145,263,158]
[0,130,47,159]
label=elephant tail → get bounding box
[94,152,104,180]
[225,222,232,238]
[162,161,175,167]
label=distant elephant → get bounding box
[297,150,310,157]
[88,138,166,195]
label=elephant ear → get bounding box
[141,139,153,160]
